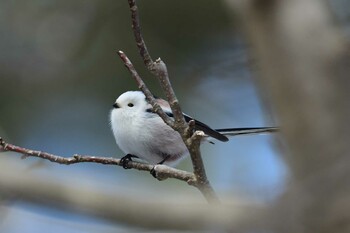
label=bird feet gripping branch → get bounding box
[120,154,139,169]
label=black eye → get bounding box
[128,103,134,107]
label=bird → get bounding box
[110,91,278,168]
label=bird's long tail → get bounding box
[215,127,278,137]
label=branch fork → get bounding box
[119,0,219,203]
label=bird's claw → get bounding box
[150,166,157,178]
[120,154,138,169]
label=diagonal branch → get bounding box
[117,51,173,127]
[0,137,194,183]
[127,0,153,69]
[121,0,219,203]
[127,0,186,128]
[187,131,220,203]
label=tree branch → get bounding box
[117,51,173,127]
[127,0,186,128]
[0,137,194,183]
[123,0,218,203]
[187,131,220,203]
[127,0,153,69]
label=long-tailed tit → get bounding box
[110,91,277,167]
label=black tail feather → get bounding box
[215,127,278,137]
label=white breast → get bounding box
[110,109,188,165]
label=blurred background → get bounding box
[0,0,349,232]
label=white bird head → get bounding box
[112,91,150,113]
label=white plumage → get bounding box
[110,91,188,165]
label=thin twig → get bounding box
[0,137,194,183]
[187,131,219,203]
[127,0,153,69]
[123,0,219,203]
[117,51,173,127]
[127,0,186,128]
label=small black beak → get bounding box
[113,103,120,108]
